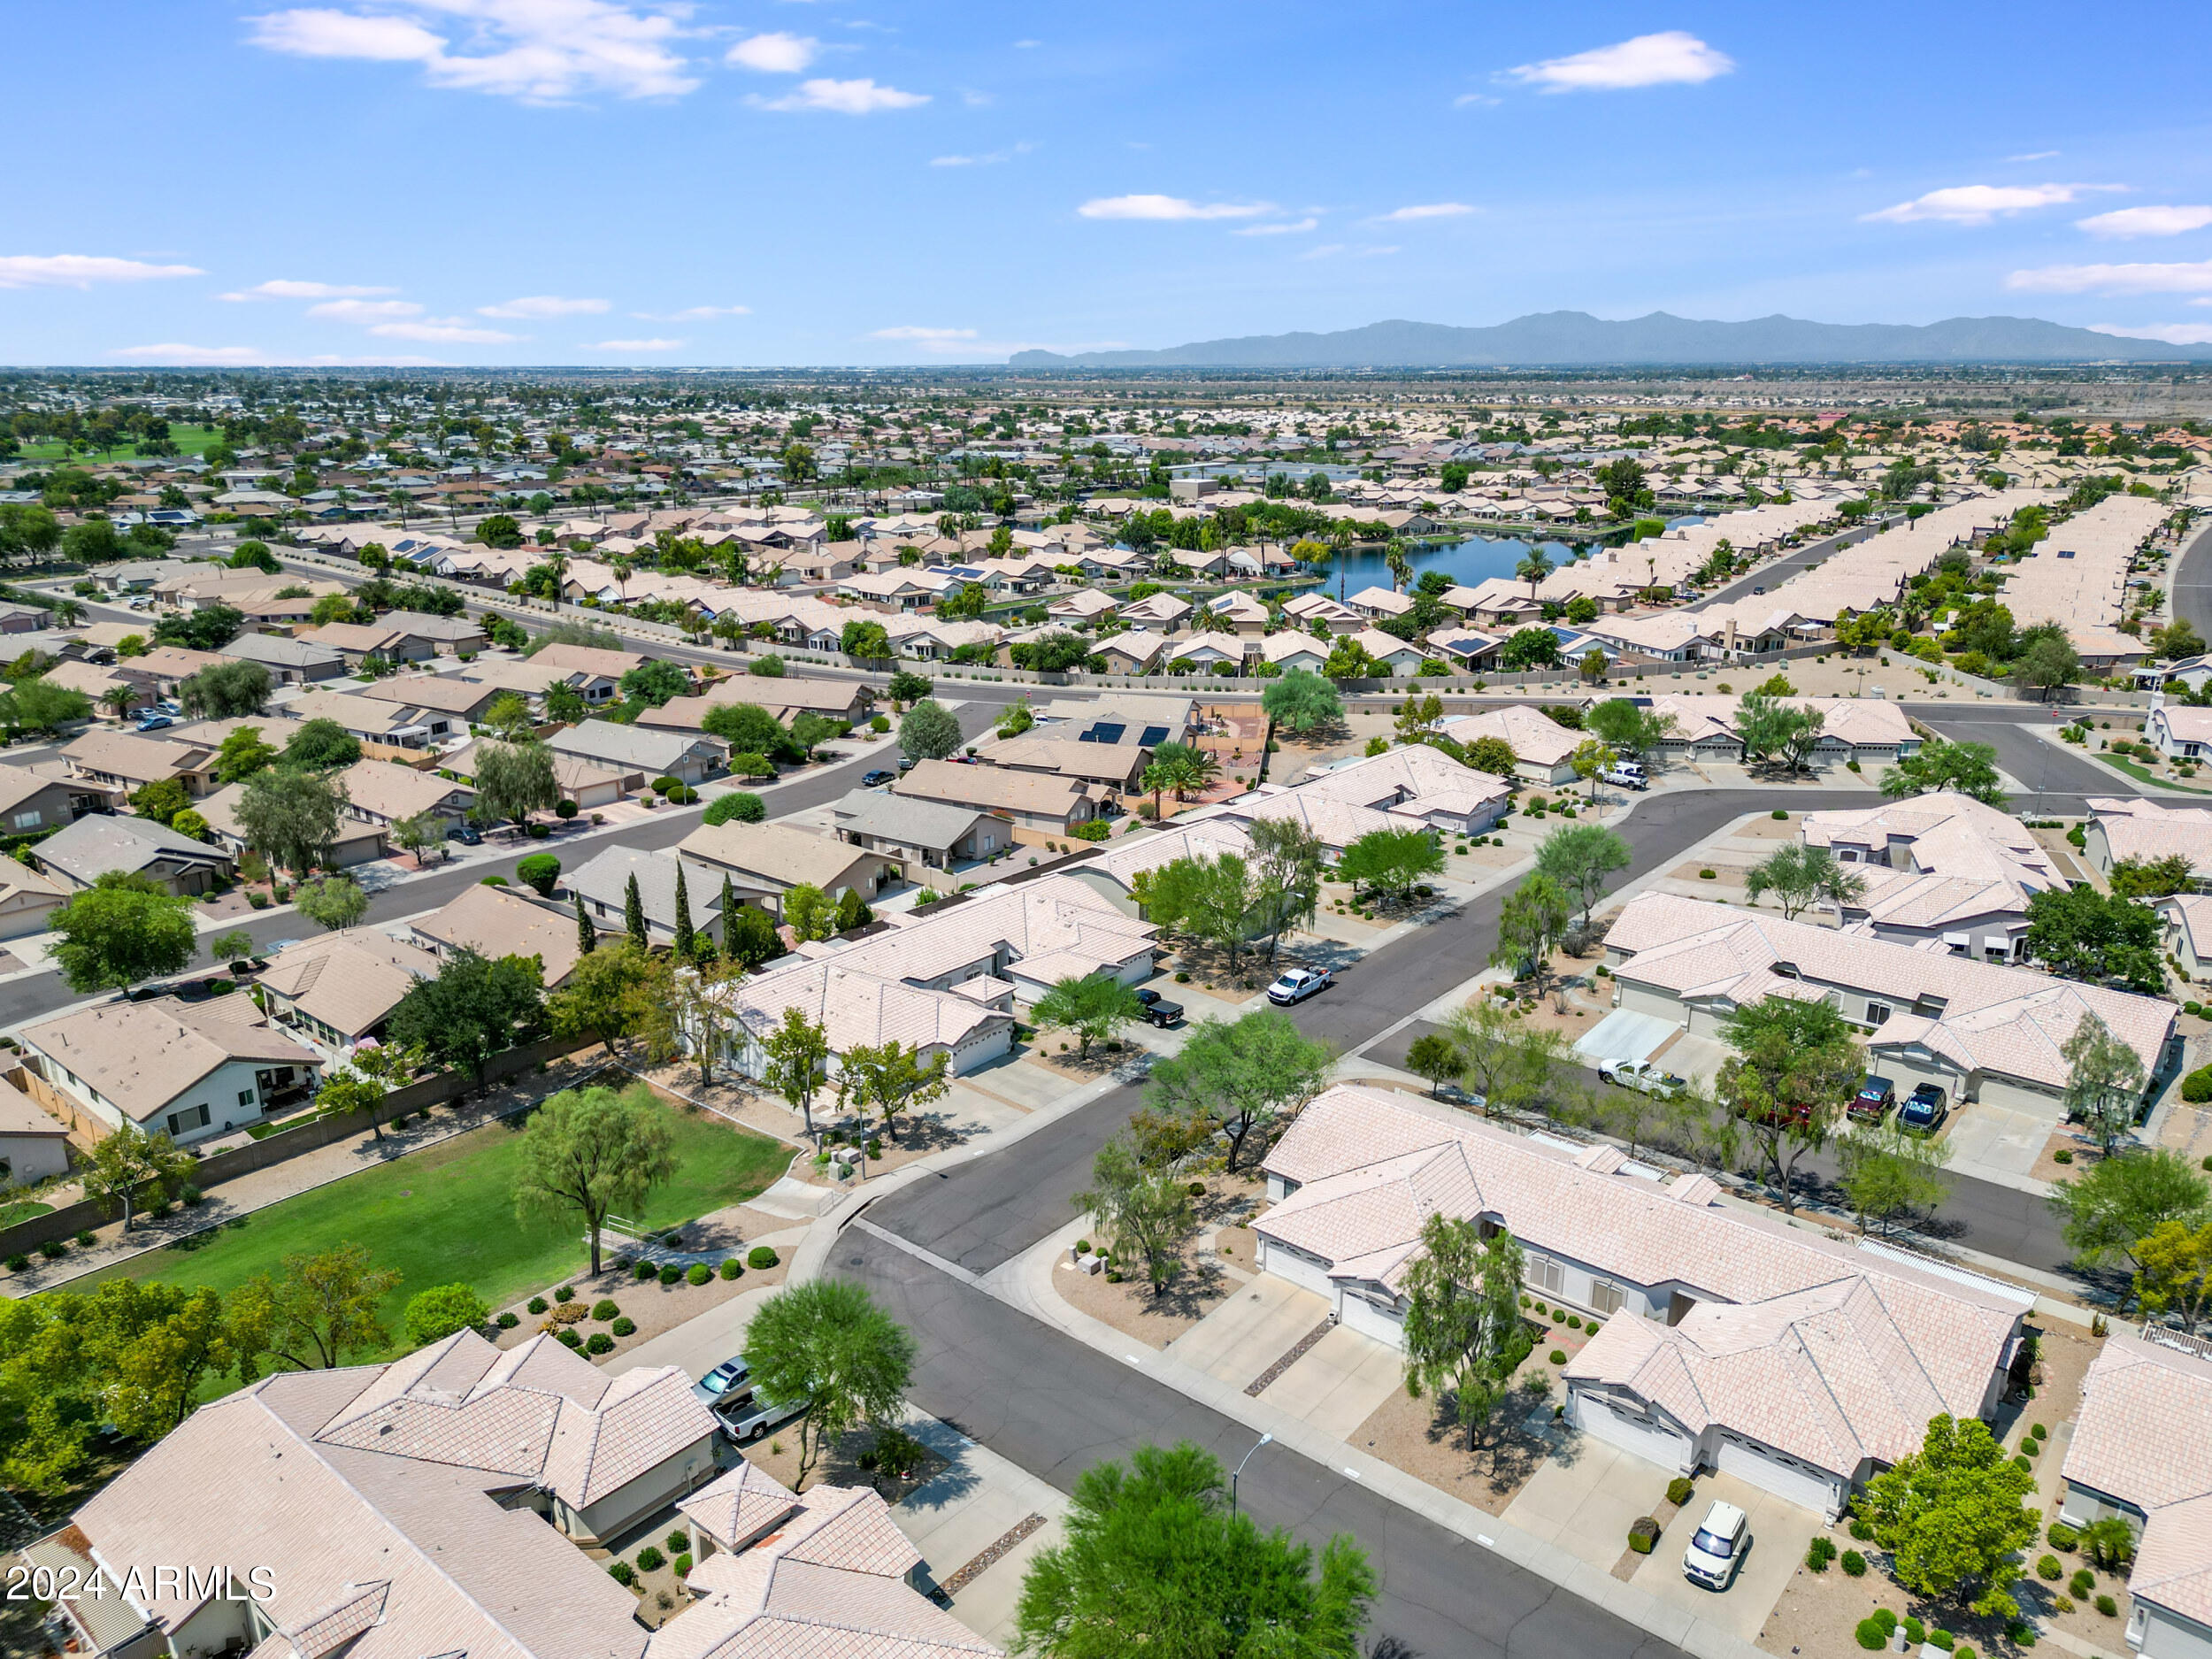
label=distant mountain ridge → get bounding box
[1008,312,2210,368]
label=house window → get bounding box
[11,810,37,829]
[1528,1254,1565,1295]
[1865,1002,1892,1026]
[166,1103,211,1136]
[1592,1280,1625,1317]
[238,1088,256,1107]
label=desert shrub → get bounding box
[1904,1618,1925,1645]
[1843,1550,1868,1576]
[673,1553,693,1578]
[1850,1517,1875,1541]
[2006,1622,2036,1648]
[687,1263,711,1285]
[557,1328,582,1348]
[1931,1632,1955,1652]
[592,1299,619,1321]
[1627,1517,1660,1555]
[497,1310,518,1329]
[2183,1064,2212,1103]
[528,1296,548,1315]
[718,1258,742,1280]
[2031,1422,2048,1440]
[2072,1569,2096,1599]
[1809,1536,1839,1571]
[1566,1314,1584,1330]
[634,1260,657,1280]
[608,1561,635,1586]
[1550,1348,1567,1364]
[748,1245,780,1270]
[1855,1619,1888,1650]
[2014,1455,2033,1474]
[2039,1555,2063,1580]
[611,1316,636,1336]
[2096,1596,2117,1618]
[554,1285,574,1302]
[1666,1476,1694,1508]
[658,1263,681,1285]
[586,1332,614,1354]
[635,1547,665,1573]
[2048,1522,2078,1550]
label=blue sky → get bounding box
[9,1,2212,366]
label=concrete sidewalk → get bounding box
[895,1409,1070,1648]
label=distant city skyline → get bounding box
[8,2,2211,365]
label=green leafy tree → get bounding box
[547,941,665,1056]
[785,881,835,943]
[671,863,696,959]
[1839,1120,1953,1236]
[1498,626,1560,671]
[1261,667,1343,734]
[1248,815,1325,964]
[886,669,933,704]
[1338,826,1444,904]
[511,1082,678,1277]
[1717,995,1862,1210]
[761,1005,831,1142]
[177,659,272,719]
[1076,1130,1194,1297]
[1735,692,1823,772]
[623,872,648,949]
[294,873,368,931]
[1406,1032,1464,1097]
[1570,736,1617,801]
[835,1037,950,1149]
[284,717,362,771]
[2063,1015,2149,1155]
[230,1243,402,1376]
[2048,1148,2209,1304]
[1402,1214,1530,1447]
[389,946,545,1088]
[2024,884,2162,992]
[131,777,190,826]
[725,897,782,969]
[1440,998,1566,1119]
[1585,696,1676,761]
[2110,854,2196,900]
[1856,1415,2040,1619]
[212,726,279,785]
[1535,822,1631,927]
[2013,630,2082,702]
[236,764,345,875]
[1464,733,1518,778]
[472,738,560,826]
[0,676,92,737]
[703,790,767,826]
[50,872,198,994]
[1745,841,1869,921]
[1491,871,1571,984]
[484,692,536,741]
[2133,1219,2212,1334]
[1012,1440,1376,1659]
[403,1284,490,1348]
[152,603,243,652]
[743,1279,916,1486]
[1145,1010,1333,1172]
[1033,972,1145,1060]
[1880,737,2007,806]
[618,659,689,708]
[81,1122,196,1232]
[899,697,964,761]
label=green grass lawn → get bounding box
[2096,750,2212,794]
[81,1098,791,1381]
[15,425,227,465]
[0,1198,54,1228]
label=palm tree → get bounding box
[101,685,140,723]
[611,558,633,607]
[1384,541,1413,594]
[1517,549,1553,602]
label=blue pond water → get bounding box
[1304,518,1703,600]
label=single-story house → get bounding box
[678,819,897,918]
[63,729,216,798]
[356,673,509,726]
[195,779,390,869]
[0,1081,71,1189]
[334,757,476,834]
[281,687,456,750]
[256,929,443,1055]
[548,720,726,787]
[566,845,728,945]
[825,788,1010,875]
[1435,704,1586,785]
[291,620,438,665]
[35,814,234,895]
[972,733,1152,794]
[2083,797,2212,883]
[0,761,104,835]
[895,758,1098,838]
[0,857,69,940]
[408,880,587,987]
[441,738,634,810]
[19,995,321,1146]
[218,631,349,684]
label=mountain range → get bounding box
[1007,312,2211,369]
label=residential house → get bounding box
[1118,590,1194,631]
[1281,593,1364,634]
[257,929,442,1055]
[1610,694,1921,771]
[219,630,348,683]
[566,844,727,944]
[1607,892,2177,1118]
[19,995,320,1146]
[2057,1329,2212,1659]
[679,820,897,918]
[2083,797,2212,882]
[0,760,102,835]
[334,757,476,834]
[0,857,69,941]
[1207,592,1271,637]
[1347,586,1415,623]
[377,609,488,654]
[442,737,634,809]
[2160,895,2212,979]
[1257,1082,2030,1518]
[527,640,649,687]
[895,758,1098,838]
[1342,626,1433,675]
[0,1082,71,1189]
[292,619,438,665]
[825,787,1010,876]
[1166,631,1250,673]
[1093,630,1166,674]
[1425,627,1503,671]
[35,815,234,895]
[548,719,726,786]
[1799,794,2064,961]
[408,880,587,987]
[63,728,215,797]
[123,644,233,698]
[196,780,390,869]
[356,672,508,727]
[1048,588,1118,628]
[1258,631,1333,674]
[281,687,456,749]
[973,733,1152,795]
[1435,704,1586,785]
[2154,703,2212,764]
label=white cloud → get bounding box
[2007,259,2212,295]
[2090,323,2212,345]
[1377,202,1475,221]
[1234,218,1320,236]
[2008,150,2060,162]
[1507,31,1733,93]
[305,297,425,322]
[219,278,397,301]
[0,254,204,289]
[1078,194,1273,221]
[586,337,682,349]
[1297,242,1398,261]
[110,343,275,365]
[931,141,1033,167]
[726,31,816,73]
[870,326,978,342]
[1012,38,1040,48]
[244,2,699,102]
[1863,182,2120,226]
[634,303,749,320]
[1453,91,1500,107]
[2078,204,2212,239]
[371,319,523,342]
[478,295,610,319]
[754,77,927,113]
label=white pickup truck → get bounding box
[1597,1058,1688,1098]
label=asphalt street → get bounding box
[2167,515,2212,647]
[844,1227,1686,1659]
[1686,518,1886,612]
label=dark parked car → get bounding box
[1133,987,1161,1006]
[861,768,896,787]
[1901,1083,1949,1133]
[450,822,482,845]
[1850,1075,1895,1120]
[1144,999,1185,1028]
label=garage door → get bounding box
[1716,1432,1839,1515]
[1574,1394,1691,1471]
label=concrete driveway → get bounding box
[1256,1325,1405,1439]
[1943,1101,2058,1187]
[1627,1471,1822,1642]
[1164,1275,1330,1390]
[1501,1436,1674,1571]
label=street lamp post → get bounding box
[1230,1432,1273,1519]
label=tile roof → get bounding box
[680,820,889,895]
[258,929,441,1039]
[2090,797,2212,872]
[2063,1329,2212,1626]
[62,727,211,784]
[549,719,726,772]
[412,881,589,987]
[336,757,475,824]
[20,995,321,1124]
[826,788,1002,851]
[1436,704,1584,767]
[895,759,1093,819]
[680,1461,803,1551]
[36,813,230,885]
[1608,892,2173,1092]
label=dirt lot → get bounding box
[1351,1304,1597,1515]
[1060,1176,1266,1348]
